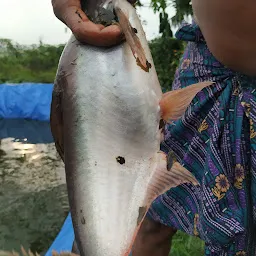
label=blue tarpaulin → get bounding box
[0,119,54,144]
[0,83,74,254]
[45,213,74,256]
[0,83,53,121]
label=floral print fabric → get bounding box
[147,21,256,255]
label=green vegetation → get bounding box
[171,231,204,256]
[149,37,185,91]
[0,37,184,91]
[0,39,64,84]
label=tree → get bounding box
[145,0,192,89]
[150,37,184,91]
[138,0,193,37]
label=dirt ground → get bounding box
[0,121,69,254]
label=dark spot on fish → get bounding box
[78,20,81,23]
[167,162,172,171]
[136,57,152,72]
[146,60,152,69]
[116,156,125,165]
[137,206,147,226]
[95,161,97,166]
[133,27,138,33]
[80,209,83,213]
[71,58,77,65]
[81,216,86,225]
[167,151,176,171]
[159,119,166,130]
[75,9,83,20]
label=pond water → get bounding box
[0,119,69,254]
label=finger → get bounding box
[75,22,124,46]
[65,7,124,46]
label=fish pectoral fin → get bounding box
[160,81,214,123]
[114,6,151,72]
[145,151,199,204]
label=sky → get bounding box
[0,0,176,45]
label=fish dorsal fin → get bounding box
[114,6,151,72]
[145,151,198,206]
[160,81,213,122]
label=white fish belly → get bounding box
[61,37,161,256]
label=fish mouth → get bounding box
[82,0,119,27]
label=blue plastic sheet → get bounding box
[0,119,54,144]
[0,83,53,121]
[45,213,74,256]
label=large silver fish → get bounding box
[50,0,212,255]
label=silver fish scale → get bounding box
[56,1,163,255]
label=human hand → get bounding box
[52,0,137,46]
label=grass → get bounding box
[170,231,204,256]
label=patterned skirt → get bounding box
[147,21,256,256]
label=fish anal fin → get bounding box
[160,81,213,122]
[114,7,150,72]
[124,153,197,256]
[128,152,198,253]
[145,152,199,205]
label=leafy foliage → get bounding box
[149,0,192,35]
[0,39,64,84]
[170,231,204,256]
[0,37,184,91]
[150,36,185,91]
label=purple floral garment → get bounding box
[147,21,256,256]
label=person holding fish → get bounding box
[52,0,256,255]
